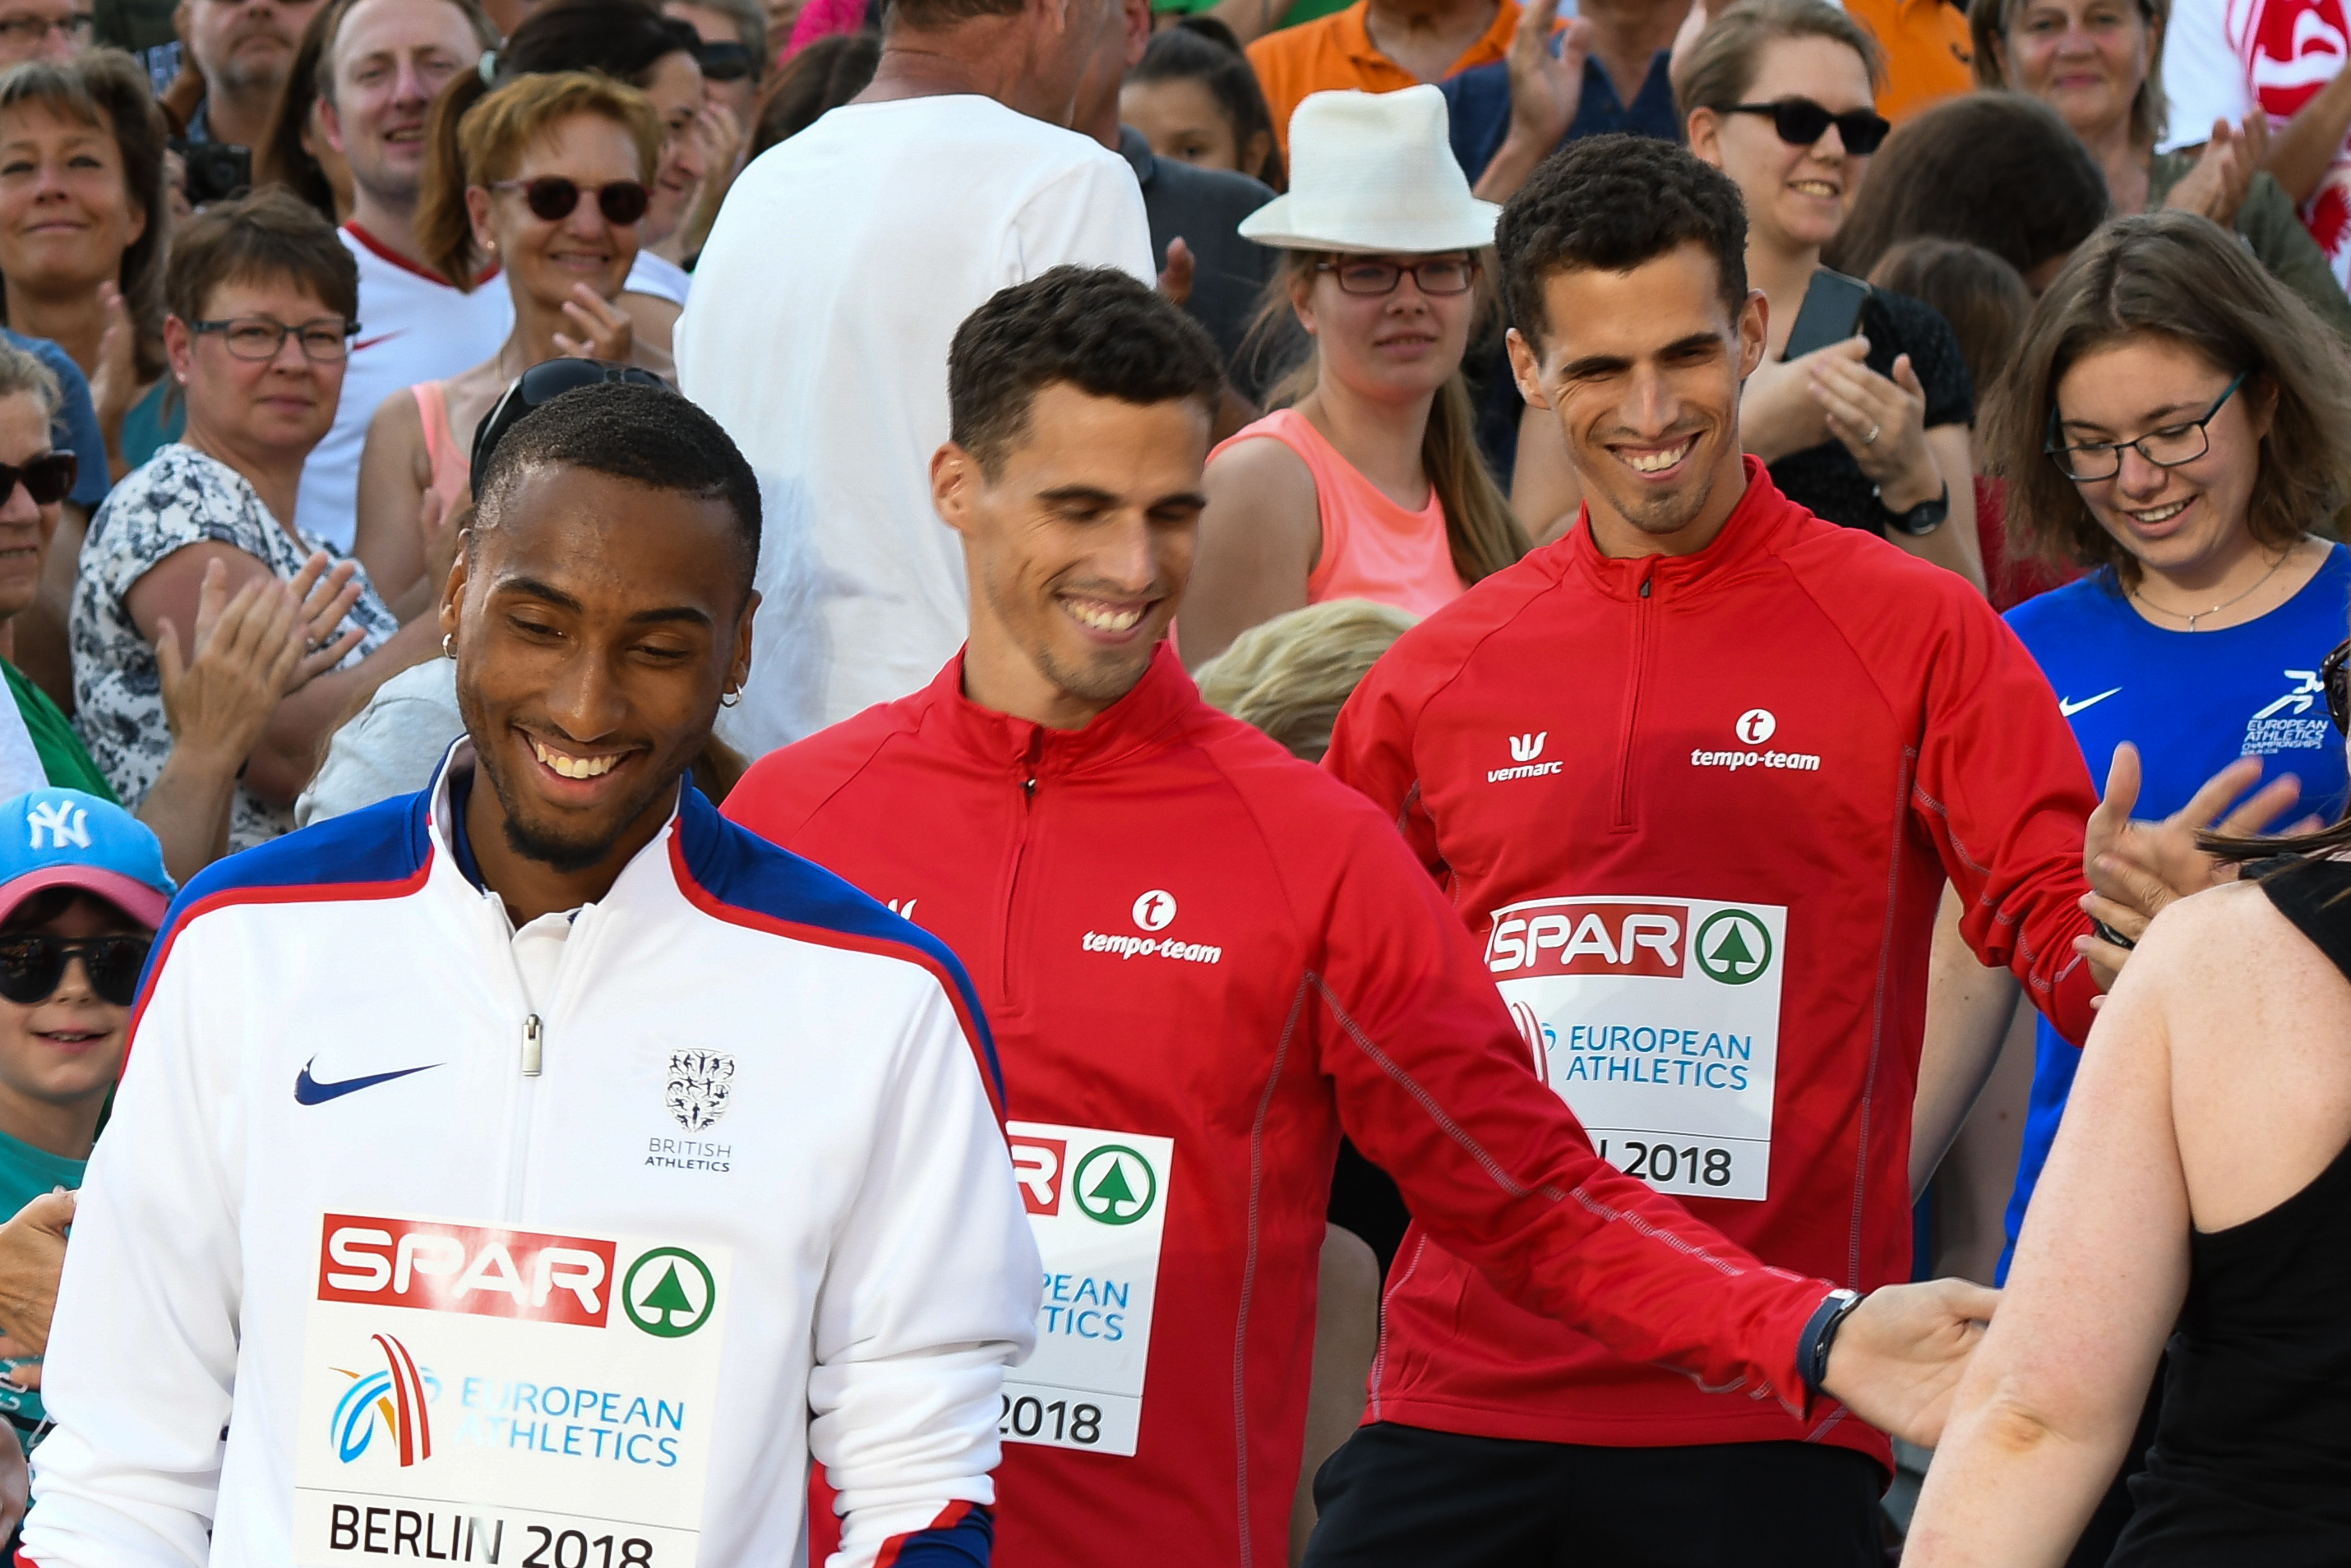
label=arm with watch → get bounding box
[1806,342,1986,593]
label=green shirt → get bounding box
[0,1125,84,1444]
[4,660,118,802]
[2147,152,2351,343]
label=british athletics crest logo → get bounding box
[664,1051,734,1132]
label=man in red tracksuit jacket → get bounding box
[1303,138,2106,1565]
[723,268,1997,1568]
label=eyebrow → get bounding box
[1035,485,1211,510]
[495,577,714,629]
[2060,401,2206,433]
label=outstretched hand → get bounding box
[1819,1277,1999,1446]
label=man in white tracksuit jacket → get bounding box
[23,383,1040,1568]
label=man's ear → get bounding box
[438,542,471,644]
[730,589,759,691]
[1506,326,1550,410]
[1737,288,1770,380]
[317,91,349,158]
[932,442,982,539]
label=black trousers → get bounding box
[1302,1421,1885,1568]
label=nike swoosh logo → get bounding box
[294,1057,439,1105]
[350,331,404,353]
[2058,687,2122,717]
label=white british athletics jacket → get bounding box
[26,745,1040,1568]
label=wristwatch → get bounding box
[1799,1288,1864,1397]
[1874,482,1950,537]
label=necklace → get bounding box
[2130,542,2299,631]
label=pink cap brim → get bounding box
[0,867,171,930]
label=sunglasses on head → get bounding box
[489,176,650,227]
[696,39,756,81]
[1725,97,1891,155]
[0,451,75,509]
[0,933,150,1007]
[469,358,671,500]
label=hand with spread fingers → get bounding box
[1820,1277,2001,1447]
[552,284,636,364]
[2077,741,2315,992]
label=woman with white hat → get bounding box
[1178,85,1528,670]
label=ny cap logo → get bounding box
[1508,732,1546,763]
[25,800,88,850]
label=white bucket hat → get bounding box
[1239,85,1501,255]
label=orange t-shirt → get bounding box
[1247,0,1520,154]
[1212,407,1467,618]
[1845,0,1975,122]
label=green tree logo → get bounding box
[1071,1146,1157,1226]
[1693,910,1773,986]
[621,1247,717,1337]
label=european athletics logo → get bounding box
[331,1333,440,1467]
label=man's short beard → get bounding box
[472,729,679,876]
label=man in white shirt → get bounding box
[677,0,1154,755]
[298,0,511,550]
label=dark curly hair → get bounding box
[474,381,762,594]
[1498,133,1748,353]
[948,266,1225,477]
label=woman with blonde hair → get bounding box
[352,70,667,607]
[1180,86,1527,669]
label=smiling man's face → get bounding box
[444,463,752,884]
[1508,239,1767,557]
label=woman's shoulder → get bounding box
[89,444,273,560]
[1210,409,1321,485]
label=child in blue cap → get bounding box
[0,787,173,1455]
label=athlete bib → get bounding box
[1485,896,1785,1201]
[292,1213,729,1567]
[1001,1122,1173,1457]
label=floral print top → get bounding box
[72,443,399,849]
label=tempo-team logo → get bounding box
[1131,890,1177,931]
[1734,708,1776,745]
[332,1333,438,1467]
[1009,1135,1159,1225]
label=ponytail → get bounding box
[416,68,492,288]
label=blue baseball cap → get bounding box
[0,788,174,930]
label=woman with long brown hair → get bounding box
[1180,85,1524,668]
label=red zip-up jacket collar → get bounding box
[728,643,1847,1568]
[1560,456,1801,606]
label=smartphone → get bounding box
[1781,268,1872,361]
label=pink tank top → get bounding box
[412,380,471,519]
[1211,408,1466,618]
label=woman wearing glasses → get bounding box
[1180,86,1527,668]
[1679,0,1983,588]
[1967,0,2351,339]
[354,71,668,606]
[1903,210,2351,1567]
[72,189,438,852]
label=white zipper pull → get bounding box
[522,1013,543,1077]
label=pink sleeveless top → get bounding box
[1211,408,1466,618]
[412,381,471,519]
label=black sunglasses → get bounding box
[2324,638,2350,734]
[0,934,151,1007]
[469,359,672,500]
[696,39,757,81]
[1725,97,1891,155]
[489,176,650,227]
[0,451,76,509]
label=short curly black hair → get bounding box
[473,382,762,598]
[1499,135,1749,354]
[949,266,1226,477]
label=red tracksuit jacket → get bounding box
[726,647,1842,1568]
[1325,462,2101,1472]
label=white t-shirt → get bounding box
[677,95,1153,756]
[2162,0,2351,287]
[293,224,515,551]
[624,250,694,307]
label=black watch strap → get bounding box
[1874,482,1950,537]
[1799,1288,1864,1397]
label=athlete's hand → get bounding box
[0,1188,72,1356]
[2078,743,2312,989]
[1818,1277,1998,1446]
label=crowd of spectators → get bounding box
[0,0,2335,1554]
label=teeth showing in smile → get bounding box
[1791,180,1837,197]
[1625,440,1693,474]
[1067,599,1143,633]
[532,738,619,779]
[2132,500,2190,524]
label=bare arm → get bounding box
[352,388,432,606]
[1511,403,1582,545]
[1903,897,2203,1566]
[1176,436,1321,669]
[1881,425,1984,593]
[126,543,440,805]
[617,292,681,357]
[2266,71,2351,202]
[1915,883,2024,1198]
